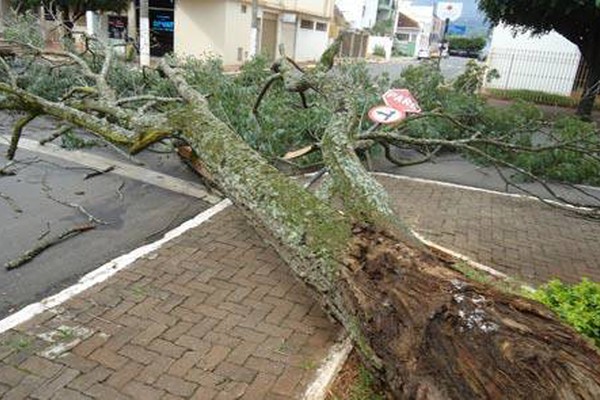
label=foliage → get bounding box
[372,45,386,58]
[0,11,44,48]
[453,60,499,94]
[370,18,394,36]
[478,0,599,40]
[486,89,600,110]
[60,131,97,149]
[531,279,600,348]
[389,62,600,186]
[447,36,486,54]
[477,109,600,185]
[14,0,129,19]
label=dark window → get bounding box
[241,4,247,13]
[316,22,327,31]
[396,33,410,41]
[300,19,314,30]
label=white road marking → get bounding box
[373,172,596,211]
[303,338,353,400]
[1,135,221,204]
[0,199,231,334]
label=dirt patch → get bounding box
[325,350,389,400]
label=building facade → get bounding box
[175,0,334,64]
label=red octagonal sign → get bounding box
[383,89,422,114]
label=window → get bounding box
[396,33,410,41]
[241,4,247,14]
[316,22,327,32]
[300,19,314,30]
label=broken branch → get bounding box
[5,224,95,270]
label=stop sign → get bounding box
[382,89,422,114]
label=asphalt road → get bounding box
[0,113,214,318]
[367,56,471,81]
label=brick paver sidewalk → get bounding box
[379,175,600,284]
[2,175,598,400]
[0,208,340,400]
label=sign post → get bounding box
[139,0,150,67]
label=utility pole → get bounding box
[249,0,259,58]
[139,0,150,66]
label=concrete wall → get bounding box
[175,0,227,59]
[295,15,329,61]
[367,35,393,60]
[336,0,378,30]
[485,24,581,95]
[223,0,252,63]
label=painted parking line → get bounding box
[0,135,221,204]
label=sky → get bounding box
[408,0,490,36]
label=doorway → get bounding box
[260,12,278,60]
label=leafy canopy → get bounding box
[478,0,600,47]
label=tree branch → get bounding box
[7,113,37,160]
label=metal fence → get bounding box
[485,48,582,96]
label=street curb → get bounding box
[373,172,596,211]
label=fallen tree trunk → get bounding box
[1,46,600,398]
[159,62,600,398]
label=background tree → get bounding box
[14,0,129,26]
[478,0,600,117]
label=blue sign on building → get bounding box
[448,25,467,36]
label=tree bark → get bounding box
[159,62,600,399]
[577,35,600,117]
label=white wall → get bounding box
[367,36,393,60]
[175,0,227,59]
[224,0,252,63]
[295,17,329,61]
[485,24,581,95]
[336,0,377,30]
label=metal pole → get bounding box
[139,0,150,67]
[249,0,259,58]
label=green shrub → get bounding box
[372,45,386,58]
[531,279,600,348]
[370,19,394,36]
[486,88,600,110]
[448,36,486,53]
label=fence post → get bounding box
[505,52,516,90]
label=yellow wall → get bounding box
[174,0,228,60]
[175,0,334,65]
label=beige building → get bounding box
[1,0,335,65]
[175,0,335,64]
